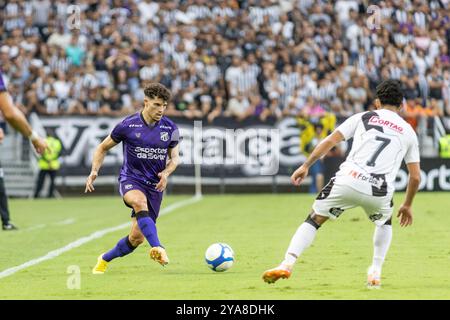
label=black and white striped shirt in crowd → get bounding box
[236,67,259,93]
[32,0,51,25]
[5,2,20,17]
[140,64,160,81]
[394,9,408,24]
[24,25,40,37]
[187,5,211,20]
[22,1,33,16]
[3,18,26,31]
[204,64,221,86]
[389,65,402,79]
[49,55,71,73]
[394,33,413,47]
[160,35,180,56]
[316,82,338,101]
[372,46,384,67]
[161,10,177,25]
[249,6,267,26]
[85,19,101,35]
[267,5,281,23]
[380,7,394,19]
[280,72,300,101]
[413,11,427,29]
[54,1,68,21]
[123,23,144,41]
[361,35,372,53]
[315,84,328,101]
[357,54,367,73]
[81,74,99,89]
[249,5,281,25]
[248,64,260,80]
[71,79,84,100]
[212,7,236,18]
[109,7,130,24]
[140,27,160,44]
[172,51,189,70]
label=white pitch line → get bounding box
[23,224,47,231]
[19,218,76,231]
[0,195,202,280]
[54,218,76,226]
[21,218,76,232]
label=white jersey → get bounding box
[335,109,420,196]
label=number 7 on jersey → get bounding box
[367,136,391,167]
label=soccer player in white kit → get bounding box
[263,80,421,288]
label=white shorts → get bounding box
[312,178,394,226]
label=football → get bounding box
[204,243,235,272]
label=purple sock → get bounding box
[136,211,162,247]
[102,236,136,262]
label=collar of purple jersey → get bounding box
[139,112,159,128]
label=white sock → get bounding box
[371,225,392,274]
[282,222,317,266]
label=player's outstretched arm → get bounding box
[156,145,180,192]
[0,92,47,154]
[397,162,421,227]
[85,135,118,193]
[291,130,344,186]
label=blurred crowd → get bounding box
[0,0,450,130]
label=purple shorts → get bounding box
[119,177,163,221]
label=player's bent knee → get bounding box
[130,198,148,212]
[124,190,148,212]
[305,212,327,229]
[129,235,144,247]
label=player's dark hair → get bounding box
[375,79,404,108]
[144,83,171,102]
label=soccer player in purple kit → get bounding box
[87,83,180,274]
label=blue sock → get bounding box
[102,236,136,262]
[136,211,162,248]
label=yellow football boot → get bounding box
[92,254,108,274]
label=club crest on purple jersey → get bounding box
[160,132,169,142]
[135,132,141,138]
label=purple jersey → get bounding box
[0,71,7,92]
[111,112,179,190]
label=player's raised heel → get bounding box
[262,265,292,284]
[92,254,108,274]
[150,246,169,266]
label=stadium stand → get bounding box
[0,0,449,122]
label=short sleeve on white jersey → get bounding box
[404,132,420,164]
[335,113,362,140]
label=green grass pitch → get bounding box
[0,193,449,300]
